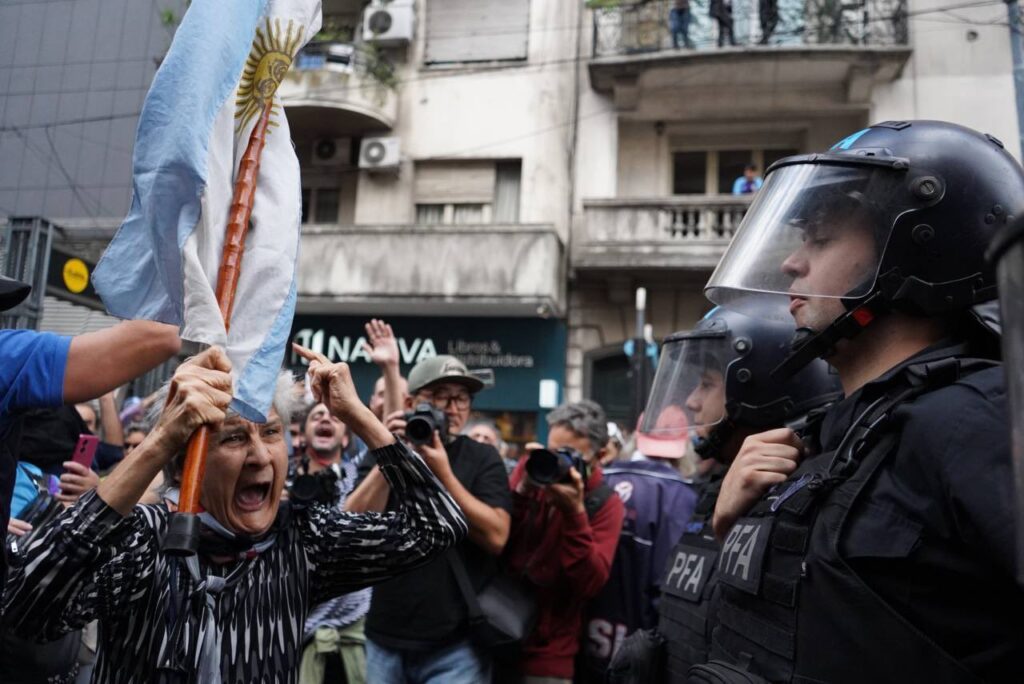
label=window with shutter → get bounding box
[413,159,521,225]
[425,0,530,64]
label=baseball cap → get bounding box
[635,407,689,459]
[0,274,31,312]
[408,355,485,395]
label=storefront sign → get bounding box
[290,315,566,412]
[47,249,102,307]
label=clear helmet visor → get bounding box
[641,333,734,438]
[705,161,909,317]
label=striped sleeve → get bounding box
[2,490,161,640]
[302,440,467,603]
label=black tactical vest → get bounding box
[708,356,995,684]
[658,477,723,683]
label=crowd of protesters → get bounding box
[0,287,701,684]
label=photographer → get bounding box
[346,355,512,684]
[503,400,626,683]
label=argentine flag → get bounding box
[94,0,321,422]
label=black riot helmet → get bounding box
[0,274,31,312]
[705,120,1024,376]
[640,305,841,462]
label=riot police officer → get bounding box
[701,120,1024,682]
[607,305,840,683]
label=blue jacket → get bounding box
[580,460,697,674]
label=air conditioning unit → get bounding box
[359,136,401,172]
[362,0,414,47]
[311,137,351,166]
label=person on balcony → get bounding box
[731,164,763,194]
[669,0,696,49]
[759,0,780,43]
[710,0,738,47]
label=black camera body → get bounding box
[525,446,590,486]
[404,402,448,446]
[288,466,339,506]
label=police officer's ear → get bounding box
[593,445,610,465]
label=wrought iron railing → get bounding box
[592,0,908,57]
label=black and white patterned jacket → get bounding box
[2,441,466,683]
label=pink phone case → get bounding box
[72,434,100,469]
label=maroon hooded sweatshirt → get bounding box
[505,459,625,679]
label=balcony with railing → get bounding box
[280,41,398,136]
[574,196,754,270]
[588,0,911,115]
[296,224,565,316]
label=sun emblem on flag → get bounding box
[235,17,304,131]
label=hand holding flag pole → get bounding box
[163,98,275,557]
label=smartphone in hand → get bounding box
[72,434,100,470]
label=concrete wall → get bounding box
[871,0,1020,158]
[353,0,583,242]
[564,277,711,402]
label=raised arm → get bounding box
[63,320,181,404]
[96,347,233,515]
[364,319,406,419]
[98,392,124,447]
[293,343,467,600]
[302,440,467,601]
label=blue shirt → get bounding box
[0,330,71,597]
[731,175,763,194]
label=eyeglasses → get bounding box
[421,391,471,409]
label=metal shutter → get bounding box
[414,161,497,204]
[425,0,530,64]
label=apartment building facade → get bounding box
[0,0,1020,432]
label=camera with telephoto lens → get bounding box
[288,467,339,506]
[525,446,590,486]
[404,402,448,446]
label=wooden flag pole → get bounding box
[164,98,275,556]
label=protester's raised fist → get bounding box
[156,346,234,452]
[292,343,364,421]
[713,427,804,541]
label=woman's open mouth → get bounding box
[235,482,271,512]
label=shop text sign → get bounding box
[291,329,536,369]
[289,315,563,412]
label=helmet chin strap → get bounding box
[693,418,736,463]
[771,289,888,381]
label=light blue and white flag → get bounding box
[94,0,321,422]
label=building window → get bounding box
[717,149,755,196]
[672,151,707,195]
[301,186,342,224]
[673,148,799,195]
[414,160,521,225]
[584,346,632,424]
[425,0,530,64]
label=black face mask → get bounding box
[17,406,91,471]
